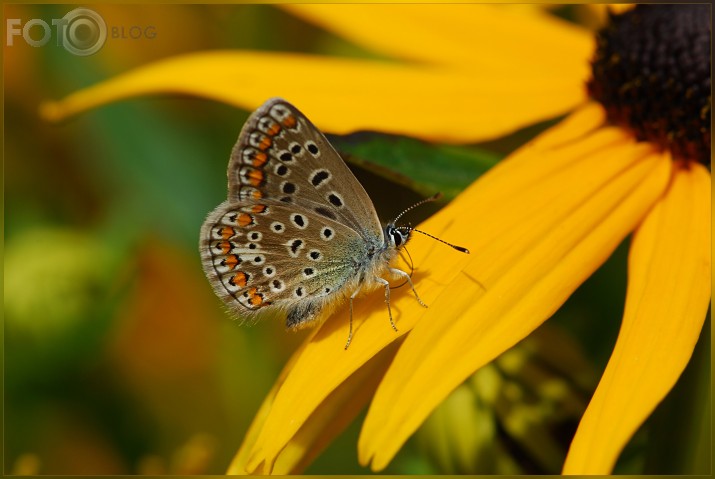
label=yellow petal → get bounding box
[562,162,711,474]
[240,95,527,469]
[282,5,592,79]
[233,95,587,477]
[578,4,635,30]
[232,339,399,474]
[359,106,673,470]
[237,173,480,472]
[271,343,399,474]
[227,382,276,475]
[240,232,461,473]
[41,51,585,142]
[227,334,313,474]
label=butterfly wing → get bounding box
[226,98,383,242]
[200,201,369,326]
[200,98,385,327]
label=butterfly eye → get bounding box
[390,228,409,247]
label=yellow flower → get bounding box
[42,4,710,474]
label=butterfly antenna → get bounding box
[397,226,470,254]
[393,192,470,254]
[392,193,442,225]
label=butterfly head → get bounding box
[385,223,411,250]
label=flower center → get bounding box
[588,5,711,165]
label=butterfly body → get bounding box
[200,98,414,333]
[283,223,406,329]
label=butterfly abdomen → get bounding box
[286,300,322,330]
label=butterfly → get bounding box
[200,98,468,348]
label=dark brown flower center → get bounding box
[588,5,711,165]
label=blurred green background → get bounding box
[4,4,709,475]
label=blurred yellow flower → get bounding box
[42,4,710,475]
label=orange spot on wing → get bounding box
[219,241,232,255]
[282,115,297,128]
[221,226,236,239]
[247,169,265,187]
[237,213,254,227]
[232,272,249,288]
[224,255,240,270]
[252,152,268,167]
[258,136,272,151]
[267,123,281,136]
[249,292,264,306]
[251,204,267,214]
[251,190,263,199]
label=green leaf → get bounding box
[329,134,500,199]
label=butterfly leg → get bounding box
[375,277,398,332]
[345,285,363,350]
[389,267,428,308]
